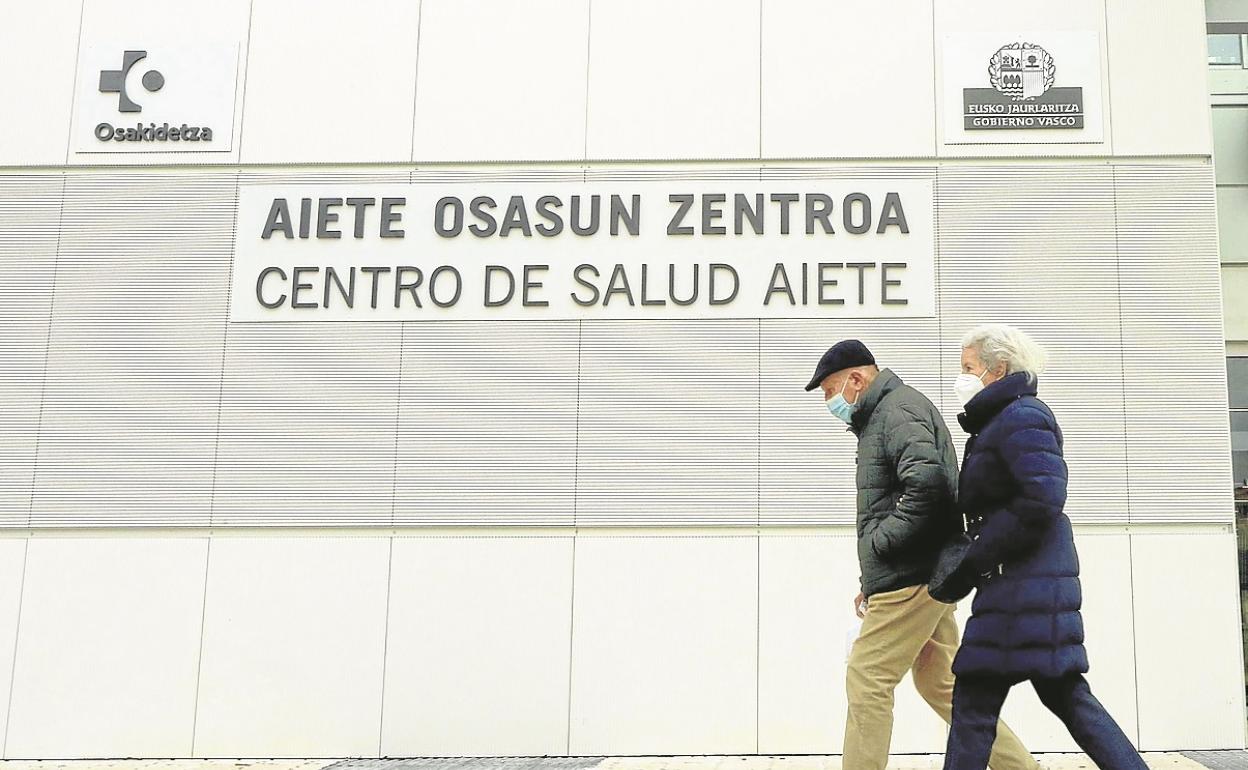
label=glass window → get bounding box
[1230,357,1248,409]
[1233,411,1248,487]
[1209,34,1245,65]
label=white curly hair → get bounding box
[961,323,1048,383]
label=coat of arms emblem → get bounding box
[988,43,1055,101]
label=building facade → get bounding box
[1208,0,1248,696]
[0,0,1243,760]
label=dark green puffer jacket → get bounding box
[848,368,960,597]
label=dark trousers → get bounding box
[944,673,1148,770]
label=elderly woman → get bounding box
[943,324,1146,770]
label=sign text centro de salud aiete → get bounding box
[229,181,936,322]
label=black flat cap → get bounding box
[804,339,876,391]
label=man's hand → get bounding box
[853,591,867,618]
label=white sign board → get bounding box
[942,30,1104,145]
[71,30,240,154]
[230,180,935,322]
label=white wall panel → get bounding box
[0,177,61,526]
[240,0,421,164]
[0,2,80,165]
[1114,166,1232,523]
[0,539,27,755]
[4,538,207,759]
[213,323,401,526]
[1132,532,1246,750]
[934,0,1111,156]
[1106,0,1211,156]
[758,535,946,755]
[193,537,390,758]
[585,0,760,160]
[953,533,1139,753]
[411,0,589,162]
[937,165,1128,523]
[394,322,578,526]
[381,536,574,756]
[569,536,757,754]
[576,321,758,526]
[31,174,234,527]
[761,0,935,159]
[760,319,942,527]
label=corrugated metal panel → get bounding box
[575,320,758,526]
[212,322,402,526]
[0,176,61,526]
[30,173,235,527]
[1114,165,1234,524]
[239,172,413,186]
[394,321,578,527]
[937,165,1131,524]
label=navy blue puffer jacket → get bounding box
[952,372,1089,680]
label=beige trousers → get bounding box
[843,584,1039,770]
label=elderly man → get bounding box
[805,340,1036,770]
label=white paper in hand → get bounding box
[845,615,863,661]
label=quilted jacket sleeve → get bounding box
[869,402,951,558]
[965,403,1068,573]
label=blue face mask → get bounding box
[825,378,858,424]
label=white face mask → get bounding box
[953,370,989,408]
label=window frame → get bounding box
[1209,32,1248,67]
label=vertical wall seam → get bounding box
[1110,165,1143,746]
[757,0,764,160]
[1126,533,1143,748]
[390,324,406,527]
[1,538,30,760]
[408,0,425,163]
[1100,0,1116,154]
[26,174,69,527]
[1109,166,1133,525]
[566,320,583,754]
[62,2,87,165]
[376,536,395,758]
[573,320,583,527]
[928,2,939,154]
[582,0,593,163]
[219,4,247,166]
[207,172,241,528]
[565,534,578,756]
[235,0,257,162]
[755,318,762,754]
[188,537,213,759]
[755,530,761,755]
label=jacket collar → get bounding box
[849,368,903,434]
[957,371,1037,434]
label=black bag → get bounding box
[928,532,975,604]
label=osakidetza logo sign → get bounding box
[72,37,239,155]
[93,50,215,144]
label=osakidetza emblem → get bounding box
[93,49,214,144]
